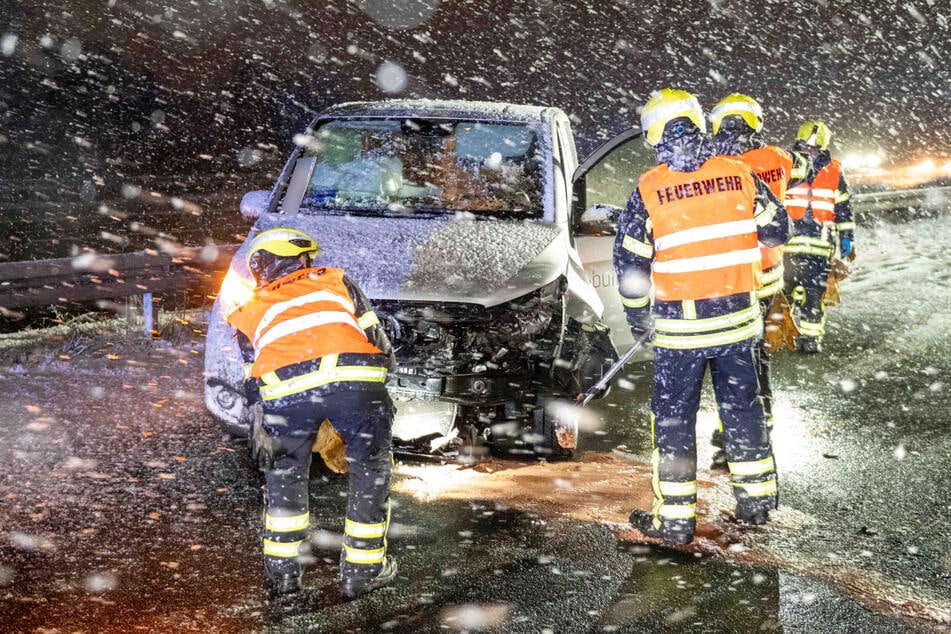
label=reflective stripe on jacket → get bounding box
[786,159,841,224]
[740,146,793,280]
[638,157,761,302]
[227,267,382,379]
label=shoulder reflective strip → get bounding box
[836,222,855,231]
[261,371,280,386]
[254,289,355,344]
[262,538,303,558]
[622,235,654,258]
[345,518,387,539]
[653,248,761,274]
[243,364,254,380]
[655,304,759,334]
[357,311,380,329]
[641,98,700,132]
[255,311,364,351]
[320,353,339,373]
[621,295,650,308]
[265,513,310,533]
[754,201,778,226]
[343,545,386,565]
[730,480,777,497]
[657,503,697,519]
[836,191,851,203]
[653,319,761,349]
[811,188,835,197]
[790,164,807,179]
[799,321,824,336]
[682,300,697,320]
[261,366,388,400]
[659,481,698,496]
[728,456,775,476]
[654,219,756,252]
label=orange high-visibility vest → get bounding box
[785,159,841,223]
[638,157,761,301]
[740,146,793,272]
[227,267,381,378]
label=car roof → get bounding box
[315,99,559,125]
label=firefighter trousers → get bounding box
[783,252,830,341]
[713,296,774,433]
[260,385,394,584]
[651,345,778,534]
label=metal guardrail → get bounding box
[0,245,238,313]
[0,186,946,315]
[852,185,951,215]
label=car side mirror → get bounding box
[579,203,622,236]
[240,190,271,220]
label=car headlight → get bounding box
[217,268,255,315]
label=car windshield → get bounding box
[297,118,544,218]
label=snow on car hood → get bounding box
[237,213,567,307]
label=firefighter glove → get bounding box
[243,377,261,406]
[840,237,855,261]
[630,321,651,340]
[313,420,349,474]
[249,404,275,470]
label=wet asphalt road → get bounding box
[1,214,950,633]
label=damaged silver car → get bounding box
[204,99,652,459]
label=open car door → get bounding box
[570,127,654,352]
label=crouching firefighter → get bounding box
[614,89,788,544]
[225,227,398,598]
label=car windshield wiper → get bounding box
[298,204,455,218]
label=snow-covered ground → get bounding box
[1,210,949,631]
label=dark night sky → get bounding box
[1,0,948,206]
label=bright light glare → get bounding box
[910,158,936,175]
[217,268,255,314]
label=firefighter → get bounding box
[706,93,814,467]
[614,89,788,544]
[225,227,397,598]
[783,120,855,353]
[784,120,855,354]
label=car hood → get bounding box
[237,213,567,307]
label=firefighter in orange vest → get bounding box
[226,228,397,598]
[783,120,855,353]
[614,89,789,544]
[706,93,814,467]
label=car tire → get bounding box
[531,401,580,461]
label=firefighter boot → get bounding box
[629,509,694,545]
[341,555,398,599]
[710,429,727,471]
[734,503,770,526]
[265,556,302,596]
[797,336,822,354]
